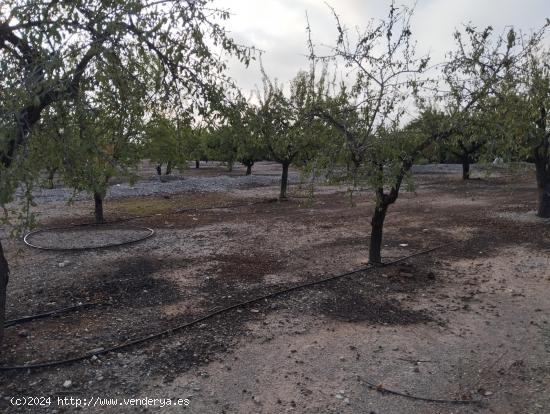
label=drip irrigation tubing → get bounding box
[23,226,155,251]
[0,241,457,372]
[363,380,479,405]
[4,303,98,328]
[20,198,279,251]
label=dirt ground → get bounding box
[0,162,549,413]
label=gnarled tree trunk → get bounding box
[46,167,57,189]
[533,107,550,218]
[279,161,290,200]
[94,192,104,224]
[244,161,254,176]
[535,156,550,218]
[461,155,471,180]
[195,160,200,169]
[0,240,9,346]
[165,161,172,175]
[369,198,389,265]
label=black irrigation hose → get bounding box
[0,242,457,373]
[19,198,281,251]
[23,226,155,251]
[4,303,98,328]
[363,380,479,406]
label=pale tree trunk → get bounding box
[165,161,172,175]
[0,240,9,346]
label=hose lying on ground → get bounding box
[0,241,480,406]
[20,198,278,251]
[4,303,98,328]
[0,242,455,371]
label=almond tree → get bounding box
[310,3,534,264]
[309,3,431,264]
[256,70,317,200]
[502,44,550,217]
[0,0,251,345]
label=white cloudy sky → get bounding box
[212,0,550,95]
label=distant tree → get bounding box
[62,68,144,223]
[144,114,183,176]
[227,97,267,176]
[204,124,239,171]
[257,70,316,200]
[182,126,208,170]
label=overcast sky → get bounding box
[212,0,550,96]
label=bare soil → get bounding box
[0,163,549,413]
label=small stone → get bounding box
[18,330,29,338]
[63,380,72,388]
[344,398,350,405]
[252,396,261,404]
[335,394,343,400]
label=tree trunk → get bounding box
[535,162,550,218]
[46,168,56,189]
[369,200,389,265]
[156,164,162,175]
[94,192,104,224]
[279,162,290,200]
[462,156,471,180]
[0,240,9,346]
[245,163,253,176]
[165,161,172,175]
[195,160,200,169]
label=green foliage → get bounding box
[309,2,429,194]
[0,0,253,229]
[144,115,184,171]
[203,124,239,170]
[256,70,320,166]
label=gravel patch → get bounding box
[497,210,550,223]
[15,172,300,205]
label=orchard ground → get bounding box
[0,161,549,414]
